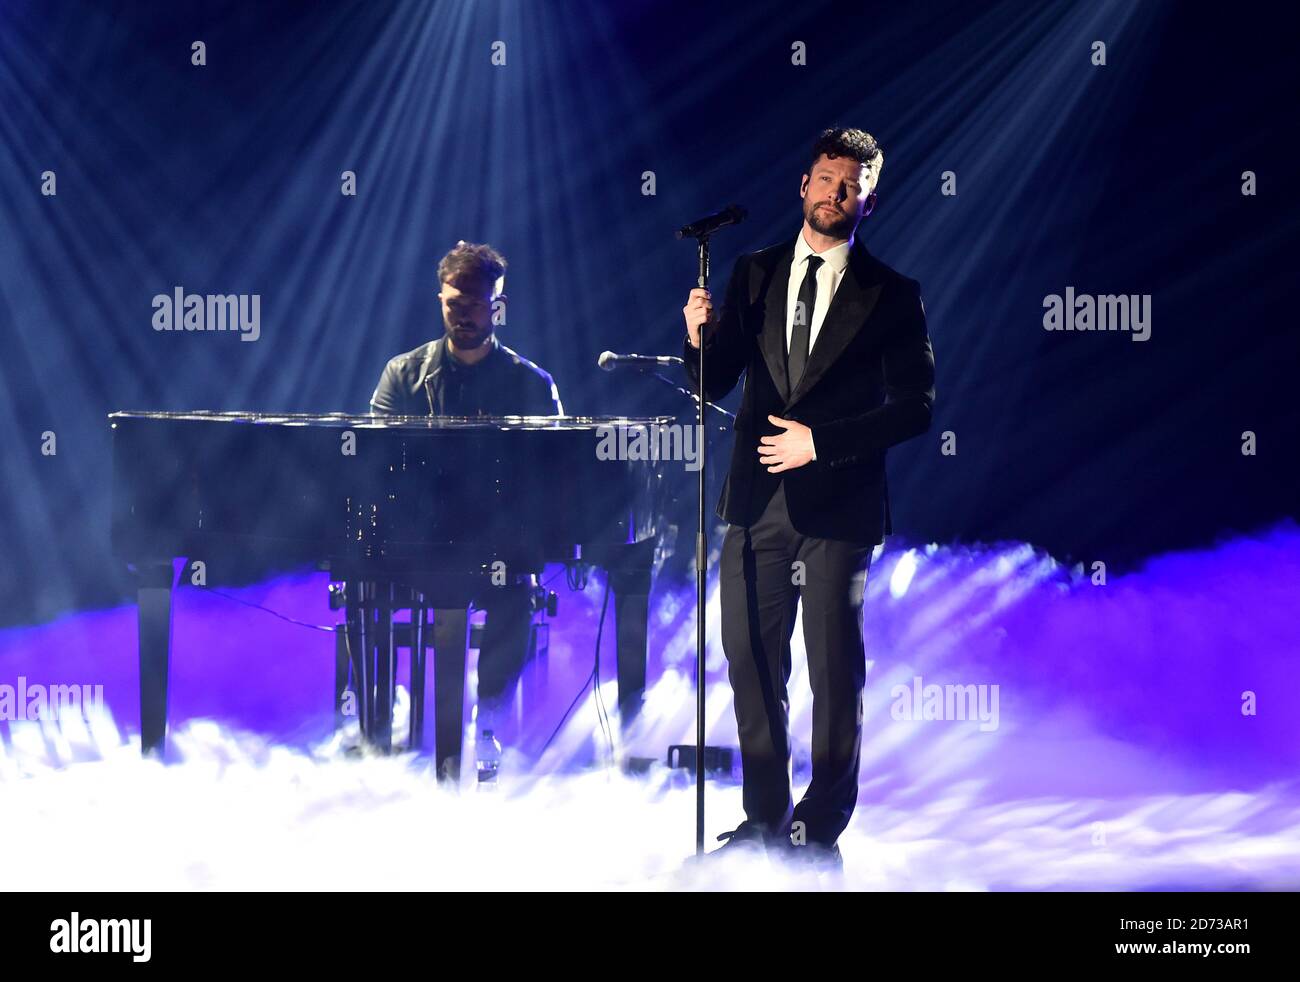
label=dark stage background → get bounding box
[1,0,1297,626]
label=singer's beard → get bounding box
[804,200,856,240]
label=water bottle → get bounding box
[476,730,502,788]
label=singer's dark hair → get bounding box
[808,127,884,183]
[438,241,507,294]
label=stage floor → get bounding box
[3,713,1300,890]
[4,525,1299,890]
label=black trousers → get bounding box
[720,480,873,845]
[472,583,534,711]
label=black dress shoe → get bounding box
[705,820,782,859]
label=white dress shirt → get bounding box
[785,230,853,358]
[784,230,852,461]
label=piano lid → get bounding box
[107,410,678,431]
[107,409,674,565]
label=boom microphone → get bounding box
[676,204,747,240]
[597,351,684,371]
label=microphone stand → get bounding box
[688,233,710,856]
[644,371,735,425]
[676,206,743,856]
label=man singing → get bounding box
[371,241,562,758]
[683,128,935,868]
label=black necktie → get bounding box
[788,255,823,389]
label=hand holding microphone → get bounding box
[683,288,714,349]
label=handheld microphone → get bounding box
[597,351,685,372]
[676,204,747,239]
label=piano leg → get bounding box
[606,542,655,733]
[333,624,350,730]
[432,607,469,784]
[137,562,175,759]
[373,582,395,753]
[346,583,371,742]
[409,596,427,753]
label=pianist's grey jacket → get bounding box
[369,336,563,417]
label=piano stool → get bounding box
[330,583,551,777]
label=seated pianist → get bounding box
[370,241,562,418]
[369,240,562,763]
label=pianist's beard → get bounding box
[447,321,492,352]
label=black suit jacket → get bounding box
[684,236,935,545]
